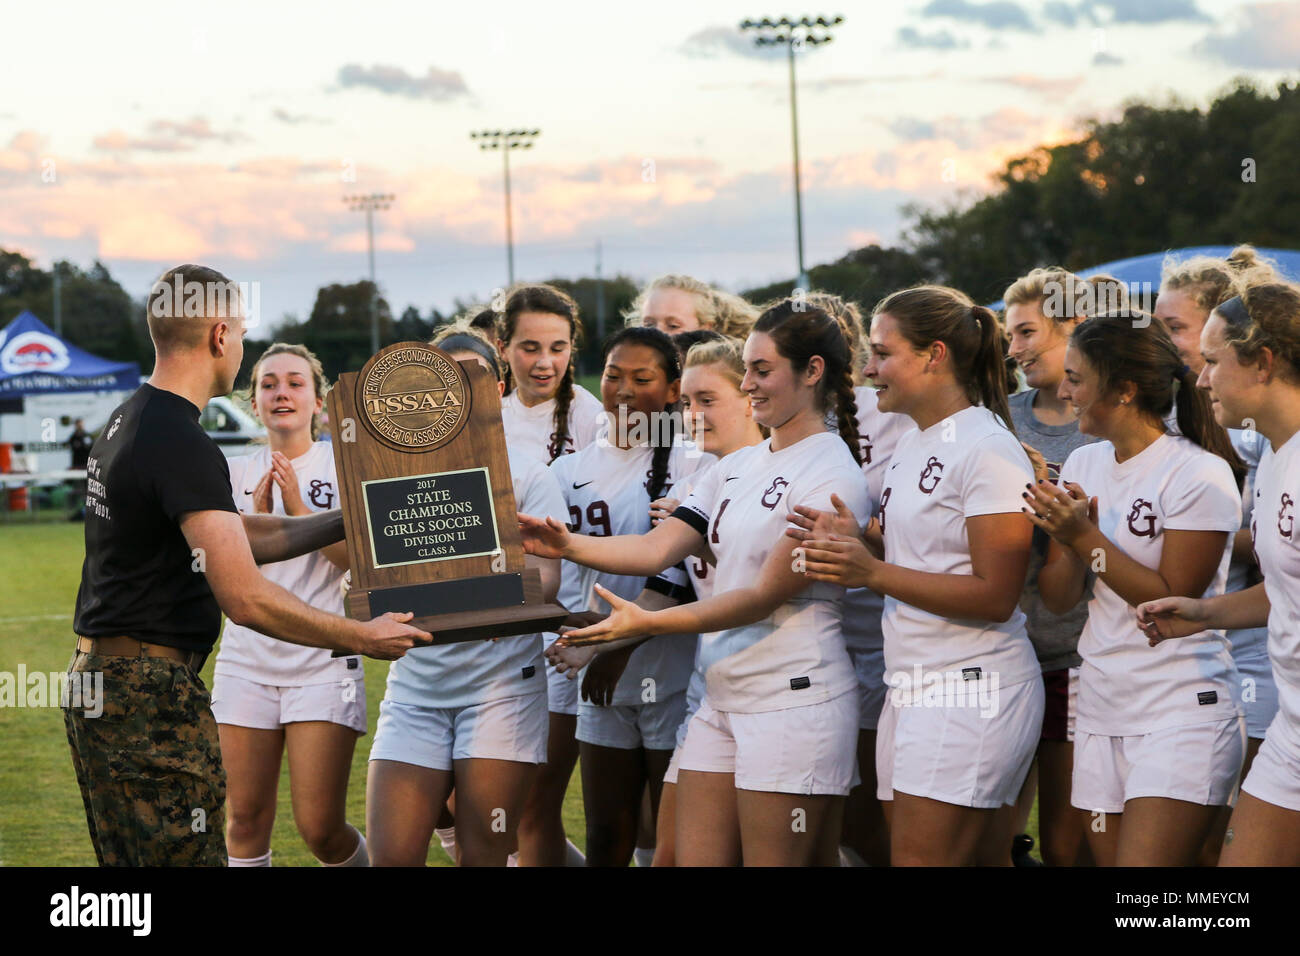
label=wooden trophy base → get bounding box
[342,567,568,647]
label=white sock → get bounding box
[321,825,369,867]
[633,847,655,868]
[228,849,272,867]
[507,851,520,867]
[434,825,457,860]
[565,838,586,867]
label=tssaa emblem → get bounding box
[358,344,472,451]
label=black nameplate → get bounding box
[361,467,500,569]
[368,573,526,618]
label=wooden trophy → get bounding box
[327,341,567,645]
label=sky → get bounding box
[1,0,1297,333]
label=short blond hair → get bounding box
[625,274,758,339]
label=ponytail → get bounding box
[831,364,863,465]
[1173,365,1246,488]
[548,365,576,463]
[971,306,1015,432]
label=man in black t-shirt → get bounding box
[65,263,431,867]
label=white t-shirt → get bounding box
[384,452,568,709]
[842,386,915,660]
[1060,433,1242,735]
[1226,426,1269,661]
[217,442,357,686]
[676,431,871,714]
[551,437,713,706]
[878,404,1040,698]
[1252,432,1300,750]
[500,384,604,465]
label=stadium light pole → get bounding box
[740,15,843,290]
[472,128,541,287]
[343,192,396,355]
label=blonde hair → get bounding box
[684,336,745,388]
[1161,245,1278,314]
[245,342,329,440]
[625,274,758,339]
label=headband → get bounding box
[438,334,501,380]
[1216,295,1251,328]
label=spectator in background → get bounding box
[68,418,94,521]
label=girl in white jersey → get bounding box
[212,343,367,868]
[1028,313,1246,866]
[1138,284,1300,865]
[1155,248,1281,863]
[796,285,1042,866]
[546,326,711,865]
[493,284,603,867]
[524,300,869,866]
[365,328,565,866]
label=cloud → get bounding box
[335,63,469,101]
[981,73,1086,101]
[271,108,331,126]
[92,116,245,153]
[698,70,944,95]
[1092,51,1124,65]
[1086,0,1210,24]
[680,24,783,59]
[1195,1,1300,68]
[920,0,1035,30]
[1042,1,1081,26]
[898,26,971,49]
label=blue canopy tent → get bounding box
[987,246,1300,312]
[0,310,139,395]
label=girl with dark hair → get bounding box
[792,285,1042,866]
[1029,313,1246,866]
[494,284,603,866]
[1137,282,1300,866]
[366,328,565,866]
[521,300,870,866]
[543,326,710,866]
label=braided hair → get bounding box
[495,283,583,462]
[751,300,862,465]
[602,326,683,500]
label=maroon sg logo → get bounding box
[308,479,335,508]
[918,456,944,494]
[1127,498,1157,538]
[879,486,892,535]
[761,477,789,510]
[859,433,873,465]
[1280,493,1295,540]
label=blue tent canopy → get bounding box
[987,246,1300,312]
[0,311,140,396]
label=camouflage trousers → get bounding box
[63,649,227,866]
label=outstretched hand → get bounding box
[1136,596,1210,646]
[518,512,571,559]
[555,584,654,647]
[798,532,879,590]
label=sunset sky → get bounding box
[2,0,1297,331]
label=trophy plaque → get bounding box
[327,341,568,645]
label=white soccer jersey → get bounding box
[217,442,355,686]
[385,452,568,709]
[501,383,604,464]
[676,431,871,714]
[842,386,915,660]
[551,437,713,707]
[1060,433,1242,736]
[878,404,1040,696]
[1252,432,1300,751]
[1226,427,1270,661]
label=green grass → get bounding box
[0,520,586,866]
[0,520,1041,866]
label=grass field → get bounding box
[0,518,1041,866]
[0,519,587,866]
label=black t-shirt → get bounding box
[69,430,94,469]
[72,384,239,652]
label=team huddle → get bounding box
[67,251,1300,867]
